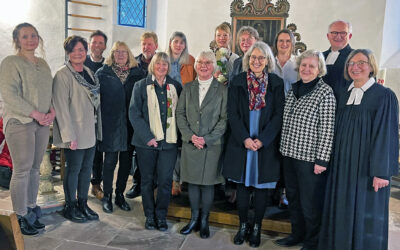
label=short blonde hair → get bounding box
[194,51,217,74]
[148,52,171,75]
[140,32,158,46]
[104,41,138,68]
[215,22,232,36]
[242,41,275,73]
[344,49,378,81]
[296,50,327,77]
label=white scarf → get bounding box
[146,83,178,143]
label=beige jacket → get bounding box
[52,65,102,149]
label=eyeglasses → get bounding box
[329,31,348,37]
[347,60,369,67]
[197,61,213,66]
[250,55,266,62]
[114,50,128,55]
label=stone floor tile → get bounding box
[54,240,127,250]
[23,236,65,250]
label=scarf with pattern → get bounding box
[112,63,130,84]
[247,70,267,111]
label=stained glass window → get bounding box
[118,0,146,28]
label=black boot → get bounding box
[63,202,87,223]
[180,210,199,235]
[102,193,113,213]
[233,222,249,245]
[27,206,45,229]
[17,215,38,235]
[125,184,141,199]
[78,199,99,220]
[115,193,131,211]
[199,213,210,239]
[248,223,261,248]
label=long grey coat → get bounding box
[176,78,227,185]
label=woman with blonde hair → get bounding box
[213,22,239,84]
[96,41,145,213]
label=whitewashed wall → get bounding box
[0,0,398,96]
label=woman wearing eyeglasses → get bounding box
[176,51,227,239]
[275,50,336,250]
[96,41,144,213]
[318,49,398,250]
[223,41,285,248]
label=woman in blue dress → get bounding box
[223,41,285,248]
[318,49,398,250]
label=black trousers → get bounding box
[136,146,177,219]
[64,147,95,202]
[283,156,327,250]
[188,184,214,215]
[236,184,274,225]
[102,150,133,194]
[91,144,103,185]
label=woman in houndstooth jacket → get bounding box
[275,50,336,250]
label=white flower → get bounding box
[219,47,228,56]
[220,57,228,63]
[217,74,227,83]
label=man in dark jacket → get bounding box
[84,30,108,200]
[322,20,354,98]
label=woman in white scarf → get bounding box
[129,52,182,232]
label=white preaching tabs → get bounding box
[346,77,375,105]
[325,51,340,65]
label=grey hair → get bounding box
[296,49,327,77]
[194,51,217,74]
[328,20,353,34]
[242,41,275,73]
[236,26,260,47]
[148,52,171,75]
[167,31,190,65]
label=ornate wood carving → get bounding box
[230,0,307,55]
[230,0,290,18]
[287,23,307,54]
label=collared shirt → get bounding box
[169,59,182,85]
[325,51,340,65]
[346,77,375,105]
[274,55,298,96]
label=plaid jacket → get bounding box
[280,78,336,165]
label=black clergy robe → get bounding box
[318,82,399,250]
[322,44,353,99]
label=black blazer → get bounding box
[96,65,144,152]
[223,72,285,183]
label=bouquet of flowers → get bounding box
[215,47,230,84]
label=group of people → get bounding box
[0,19,398,250]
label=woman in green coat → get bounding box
[176,51,228,239]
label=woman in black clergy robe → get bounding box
[318,49,399,250]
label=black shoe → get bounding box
[180,210,199,235]
[18,216,39,235]
[157,218,168,231]
[63,202,87,223]
[78,199,99,220]
[233,222,249,245]
[199,213,210,239]
[115,193,131,211]
[274,235,303,247]
[145,217,156,230]
[102,193,113,213]
[32,219,45,229]
[125,184,141,199]
[248,223,261,248]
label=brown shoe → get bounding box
[91,184,104,200]
[171,181,181,196]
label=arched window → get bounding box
[118,0,146,28]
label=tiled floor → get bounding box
[1,179,400,250]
